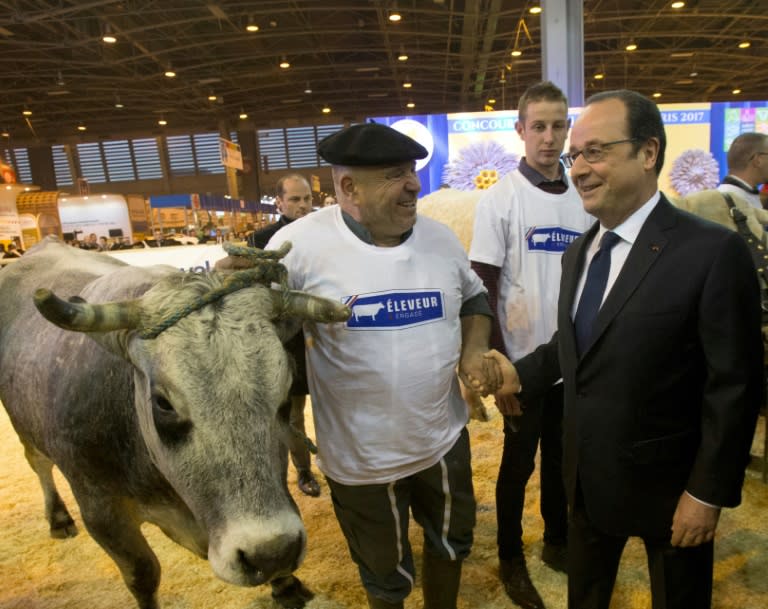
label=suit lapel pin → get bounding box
[650,244,660,252]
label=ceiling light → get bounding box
[738,41,751,49]
[239,109,248,119]
[102,24,116,44]
[246,16,259,32]
[594,72,604,80]
[304,82,312,94]
[158,118,167,126]
[652,92,662,98]
[115,102,124,108]
[22,109,32,116]
[77,124,87,131]
[511,49,522,57]
[406,102,415,108]
[403,80,412,88]
[625,41,638,51]
[322,105,331,114]
[670,1,685,8]
[529,6,542,14]
[488,98,496,104]
[208,94,217,101]
[689,71,698,77]
[670,52,694,58]
[279,56,290,69]
[164,68,176,78]
[1,131,9,138]
[114,95,124,108]
[732,88,742,95]
[389,11,402,22]
[398,46,408,61]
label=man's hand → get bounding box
[482,349,523,416]
[459,349,502,397]
[482,350,521,395]
[214,255,255,271]
[670,492,720,547]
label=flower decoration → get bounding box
[443,140,520,191]
[669,149,720,196]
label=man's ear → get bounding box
[515,120,524,139]
[641,137,660,171]
[339,173,356,198]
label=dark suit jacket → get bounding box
[248,215,293,249]
[515,195,764,538]
[248,215,308,395]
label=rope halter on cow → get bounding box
[33,241,351,339]
[138,242,292,339]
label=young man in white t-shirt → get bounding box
[469,81,593,609]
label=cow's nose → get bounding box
[235,532,304,584]
[209,514,306,587]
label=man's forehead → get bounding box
[523,99,568,120]
[572,101,626,140]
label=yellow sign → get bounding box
[219,138,243,170]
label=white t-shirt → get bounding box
[266,206,486,485]
[469,169,593,361]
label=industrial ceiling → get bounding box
[1,0,766,146]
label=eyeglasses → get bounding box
[562,138,637,168]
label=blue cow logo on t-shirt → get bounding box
[343,290,445,329]
[525,226,581,253]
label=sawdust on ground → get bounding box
[1,402,766,609]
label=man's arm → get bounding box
[458,313,502,396]
[672,230,764,546]
[471,260,507,355]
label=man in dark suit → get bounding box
[249,173,320,497]
[247,173,314,248]
[491,89,764,608]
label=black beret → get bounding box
[317,122,428,166]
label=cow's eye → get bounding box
[152,395,191,444]
[155,395,174,412]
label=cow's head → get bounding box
[33,272,350,586]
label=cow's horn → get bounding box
[268,289,351,323]
[34,288,143,332]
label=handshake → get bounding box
[459,349,522,417]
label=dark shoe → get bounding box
[297,469,321,497]
[499,557,546,609]
[541,542,568,574]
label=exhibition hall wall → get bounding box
[374,99,768,197]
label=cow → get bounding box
[0,236,351,609]
[352,301,385,322]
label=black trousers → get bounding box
[496,382,568,559]
[568,484,713,609]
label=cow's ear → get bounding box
[85,330,134,362]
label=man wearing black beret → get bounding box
[265,122,505,609]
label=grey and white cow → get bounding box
[0,237,350,609]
